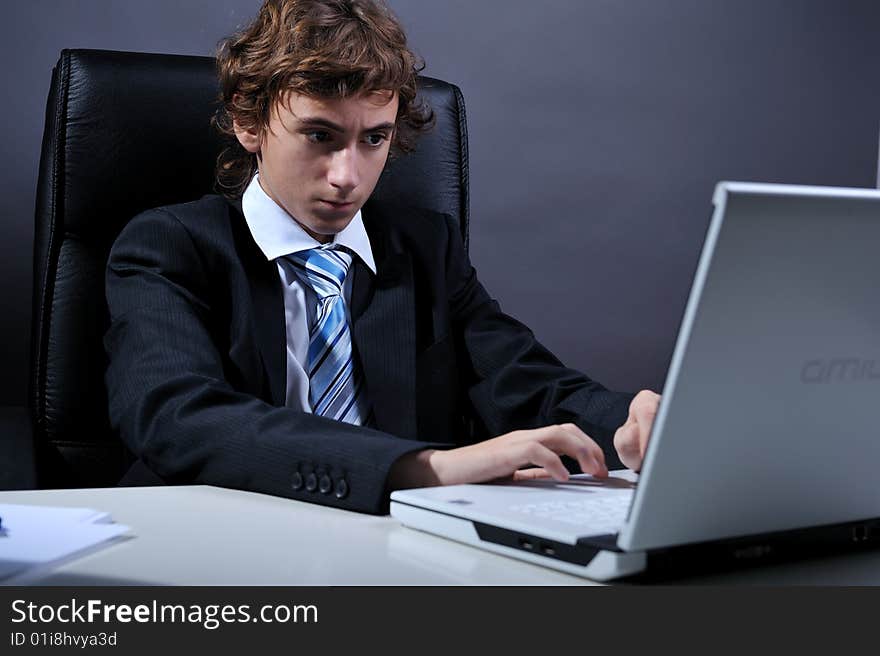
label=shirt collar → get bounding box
[241,173,377,273]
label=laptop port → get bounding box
[519,538,535,551]
[540,543,556,556]
[852,525,868,542]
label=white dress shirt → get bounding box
[242,174,377,411]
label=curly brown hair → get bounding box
[212,0,434,198]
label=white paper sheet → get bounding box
[0,504,130,580]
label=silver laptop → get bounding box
[391,181,880,581]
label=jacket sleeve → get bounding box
[441,215,635,469]
[104,208,441,514]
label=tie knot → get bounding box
[287,245,353,298]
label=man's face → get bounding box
[237,90,399,242]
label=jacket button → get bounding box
[291,472,304,491]
[305,472,318,492]
[319,474,332,495]
[334,478,349,499]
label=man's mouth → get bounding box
[319,199,355,210]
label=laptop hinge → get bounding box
[577,533,626,552]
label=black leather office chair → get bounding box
[30,48,470,488]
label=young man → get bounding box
[105,0,660,514]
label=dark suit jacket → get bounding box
[104,195,634,514]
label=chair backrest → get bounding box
[30,48,470,487]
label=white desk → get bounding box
[0,486,593,585]
[3,486,879,585]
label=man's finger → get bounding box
[614,421,642,471]
[522,442,570,481]
[560,423,608,469]
[552,423,608,477]
[632,395,659,457]
[512,467,553,481]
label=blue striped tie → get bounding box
[287,246,371,425]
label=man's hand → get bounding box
[389,390,662,489]
[389,423,608,489]
[612,390,661,472]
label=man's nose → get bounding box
[327,146,360,195]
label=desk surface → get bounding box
[3,485,880,585]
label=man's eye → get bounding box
[306,131,331,143]
[364,133,388,147]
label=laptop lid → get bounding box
[619,182,880,551]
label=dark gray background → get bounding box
[2,0,879,407]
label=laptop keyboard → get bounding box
[508,492,633,533]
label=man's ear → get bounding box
[233,118,262,154]
[231,94,262,153]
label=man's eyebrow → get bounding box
[362,121,396,133]
[297,117,396,133]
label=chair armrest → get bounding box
[0,405,36,490]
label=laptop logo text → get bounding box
[801,358,880,384]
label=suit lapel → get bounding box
[228,200,287,406]
[353,206,418,439]
[349,257,374,323]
